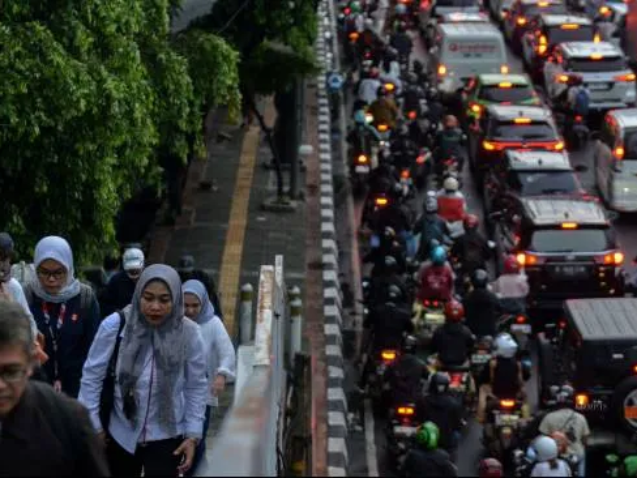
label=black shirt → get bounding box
[365,302,414,350]
[403,448,457,477]
[416,394,463,450]
[464,288,501,338]
[0,381,109,477]
[102,270,136,317]
[431,322,474,366]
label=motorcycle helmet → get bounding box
[415,421,440,450]
[384,255,398,273]
[494,332,518,359]
[503,254,520,274]
[364,17,374,29]
[443,176,459,192]
[443,114,459,129]
[349,1,361,13]
[533,436,559,462]
[464,214,479,231]
[178,254,196,273]
[354,109,367,124]
[430,245,447,266]
[403,334,418,354]
[413,59,424,74]
[551,431,569,455]
[387,284,403,302]
[472,269,489,289]
[478,458,503,478]
[429,372,450,395]
[424,195,438,214]
[444,299,465,322]
[395,3,408,15]
[384,226,397,240]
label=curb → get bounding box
[315,2,349,476]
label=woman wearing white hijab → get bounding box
[183,279,235,473]
[24,236,100,397]
[79,264,208,476]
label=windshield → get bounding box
[479,84,535,103]
[436,0,478,7]
[530,229,612,253]
[547,25,594,44]
[491,121,557,141]
[624,129,637,159]
[567,57,627,72]
[521,3,567,16]
[509,171,579,195]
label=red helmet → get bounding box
[464,214,479,230]
[444,300,465,322]
[503,254,520,274]
[478,458,503,478]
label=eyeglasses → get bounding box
[37,268,67,280]
[0,367,29,384]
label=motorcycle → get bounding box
[351,152,371,196]
[412,298,446,345]
[566,114,589,151]
[499,313,532,352]
[386,403,419,471]
[361,192,392,229]
[471,335,494,387]
[367,348,400,403]
[484,398,524,463]
[437,155,462,189]
[512,447,581,477]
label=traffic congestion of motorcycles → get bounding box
[335,0,637,475]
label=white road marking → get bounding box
[364,398,380,477]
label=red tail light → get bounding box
[449,373,463,387]
[408,110,417,120]
[515,315,526,324]
[400,169,411,180]
[432,300,439,308]
[344,7,351,15]
[558,320,567,329]
[423,299,431,307]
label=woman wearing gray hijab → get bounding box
[78,264,208,477]
[182,280,235,474]
[24,236,100,397]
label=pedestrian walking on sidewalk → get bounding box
[101,248,145,318]
[24,236,100,398]
[78,264,208,477]
[0,301,109,477]
[177,255,223,322]
[182,280,236,475]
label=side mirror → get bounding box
[574,164,588,172]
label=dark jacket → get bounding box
[450,229,491,274]
[431,322,474,366]
[178,269,223,320]
[464,288,501,338]
[101,271,136,317]
[416,394,463,450]
[0,381,110,477]
[385,354,428,405]
[403,448,457,477]
[365,302,414,350]
[26,284,100,398]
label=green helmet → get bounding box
[623,456,637,477]
[415,422,440,450]
[350,1,361,13]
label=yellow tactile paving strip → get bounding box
[218,99,275,335]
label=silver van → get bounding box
[593,108,637,212]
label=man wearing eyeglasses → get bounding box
[0,301,109,476]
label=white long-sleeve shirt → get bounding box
[199,316,236,406]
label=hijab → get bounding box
[117,264,190,434]
[182,279,215,325]
[32,236,81,303]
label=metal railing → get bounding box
[196,255,288,476]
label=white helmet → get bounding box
[364,18,374,28]
[443,176,459,192]
[494,333,518,359]
[533,436,558,462]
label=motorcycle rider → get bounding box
[490,254,529,315]
[413,195,447,261]
[434,115,467,175]
[450,214,492,278]
[368,84,400,130]
[529,436,573,477]
[478,333,528,426]
[391,121,418,170]
[417,246,455,302]
[464,269,501,338]
[379,47,403,93]
[436,177,467,235]
[539,384,590,477]
[413,59,428,86]
[415,372,464,459]
[368,183,412,237]
[384,335,429,405]
[426,88,445,130]
[368,255,409,307]
[430,300,475,369]
[402,422,458,477]
[358,18,384,63]
[478,458,504,478]
[347,109,381,165]
[364,227,408,276]
[356,67,382,109]
[389,21,412,66]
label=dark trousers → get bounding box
[188,405,212,477]
[107,436,182,477]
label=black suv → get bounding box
[490,197,625,311]
[538,298,637,438]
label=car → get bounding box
[428,23,509,99]
[490,196,625,311]
[543,41,637,112]
[483,149,591,218]
[503,0,568,52]
[593,109,637,213]
[425,12,491,47]
[521,14,596,81]
[468,105,564,180]
[419,0,482,33]
[461,73,542,123]
[537,298,637,444]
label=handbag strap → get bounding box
[106,311,126,378]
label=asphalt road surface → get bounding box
[339,10,637,478]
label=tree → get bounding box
[0,0,240,263]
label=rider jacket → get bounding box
[403,448,458,477]
[431,322,475,367]
[389,31,413,58]
[418,263,454,301]
[368,97,400,129]
[490,357,522,398]
[370,202,412,236]
[413,213,447,260]
[464,288,501,338]
[436,192,466,223]
[357,77,382,105]
[385,354,429,405]
[369,274,409,308]
[450,229,491,274]
[416,393,464,451]
[347,125,376,155]
[435,128,464,158]
[390,135,418,168]
[365,302,414,350]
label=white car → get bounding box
[543,41,637,110]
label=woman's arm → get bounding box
[183,326,208,440]
[212,318,236,381]
[77,313,122,432]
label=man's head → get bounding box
[0,233,15,283]
[178,254,196,274]
[0,302,35,418]
[122,248,145,281]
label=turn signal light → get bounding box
[357,154,368,164]
[500,399,516,408]
[377,123,389,132]
[438,64,447,76]
[632,364,637,374]
[375,197,388,206]
[501,64,510,74]
[516,253,538,266]
[349,32,360,41]
[599,5,611,15]
[381,350,398,362]
[557,74,570,83]
[615,73,636,82]
[385,83,395,92]
[482,140,498,151]
[400,169,411,179]
[603,251,624,265]
[554,141,564,151]
[575,394,589,408]
[397,406,415,416]
[614,146,625,159]
[471,103,482,115]
[517,17,527,25]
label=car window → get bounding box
[546,25,594,44]
[479,84,536,102]
[490,121,557,140]
[521,3,567,17]
[530,228,612,253]
[515,171,579,195]
[567,56,627,72]
[623,129,637,159]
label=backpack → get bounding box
[573,87,590,116]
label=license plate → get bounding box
[588,83,611,91]
[393,426,417,437]
[424,312,445,324]
[355,165,370,173]
[495,414,520,426]
[625,406,637,419]
[472,353,491,364]
[511,324,531,334]
[553,265,587,277]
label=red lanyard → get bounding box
[42,302,67,380]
